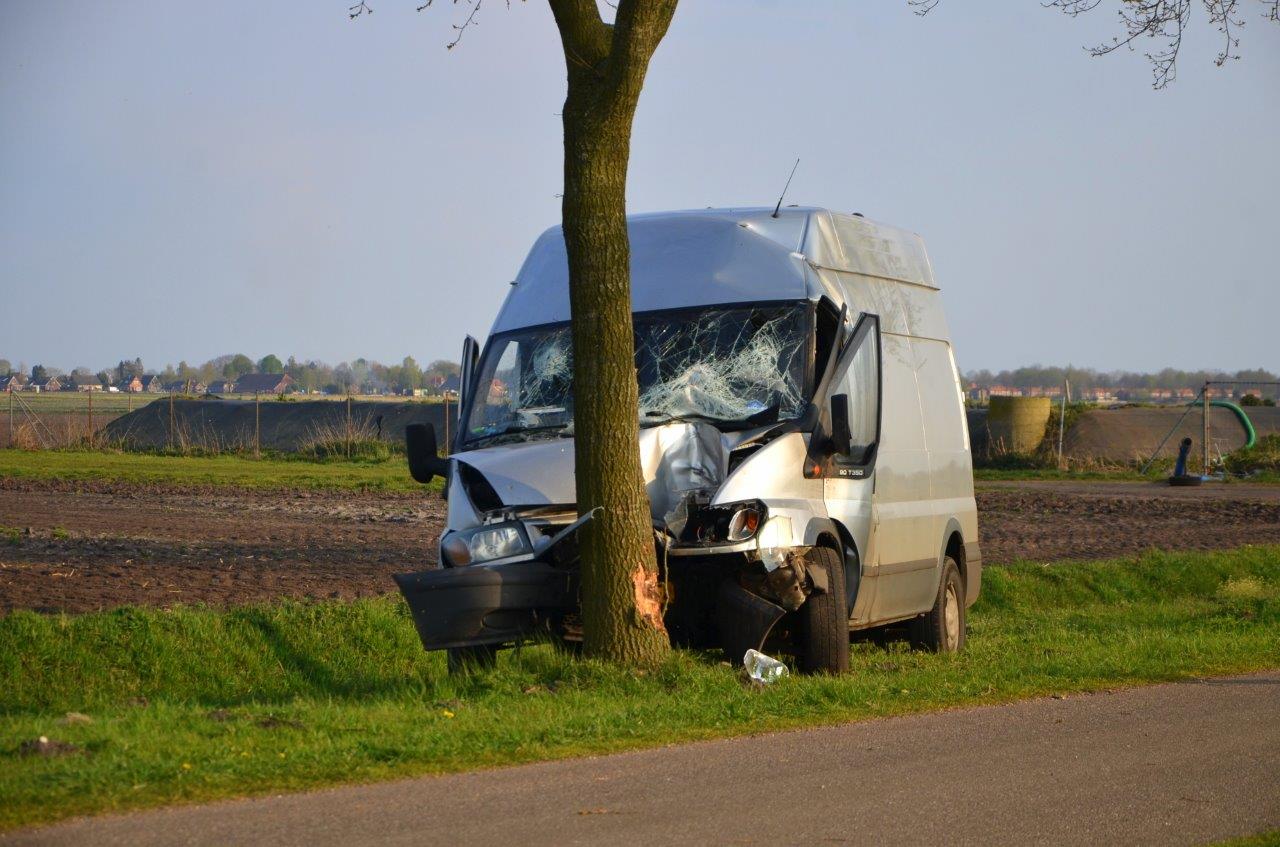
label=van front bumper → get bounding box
[393,562,576,651]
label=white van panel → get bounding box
[825,214,936,288]
[877,335,925,452]
[818,268,909,337]
[866,334,939,620]
[896,283,951,342]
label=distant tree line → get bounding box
[0,355,460,395]
[963,366,1278,392]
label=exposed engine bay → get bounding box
[394,419,827,661]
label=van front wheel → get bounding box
[910,556,965,653]
[799,546,850,675]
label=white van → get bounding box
[396,207,981,674]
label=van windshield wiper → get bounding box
[467,422,571,447]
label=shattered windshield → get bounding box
[462,303,811,446]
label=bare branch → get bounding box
[415,0,513,49]
[920,0,1278,89]
[348,0,373,19]
[1205,0,1244,66]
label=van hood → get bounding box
[453,421,731,522]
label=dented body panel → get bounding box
[396,207,980,662]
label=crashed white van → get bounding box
[396,206,981,674]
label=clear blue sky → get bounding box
[2,1,1277,375]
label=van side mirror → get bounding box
[829,393,852,456]
[406,423,449,484]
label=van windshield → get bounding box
[462,303,811,447]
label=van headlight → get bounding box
[440,522,533,567]
[726,504,763,541]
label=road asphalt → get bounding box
[7,672,1279,846]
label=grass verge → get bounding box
[0,448,438,493]
[2,546,1278,831]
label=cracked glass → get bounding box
[463,303,811,446]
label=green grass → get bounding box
[1212,832,1280,847]
[0,448,439,493]
[2,546,1278,831]
[6,393,141,415]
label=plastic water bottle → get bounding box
[743,649,789,684]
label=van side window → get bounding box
[813,298,840,390]
[840,320,880,464]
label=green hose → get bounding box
[1200,400,1257,449]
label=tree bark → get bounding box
[549,0,678,665]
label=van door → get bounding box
[867,334,943,622]
[816,314,881,622]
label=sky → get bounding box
[2,1,1278,376]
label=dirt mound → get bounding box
[1064,406,1280,463]
[969,405,1280,464]
[102,399,451,453]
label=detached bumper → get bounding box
[393,562,576,651]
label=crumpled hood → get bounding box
[454,421,729,521]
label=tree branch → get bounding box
[548,0,613,71]
[917,0,1278,90]
[603,0,679,97]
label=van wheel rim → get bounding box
[944,584,960,650]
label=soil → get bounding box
[2,478,1277,614]
[0,478,443,614]
[975,480,1280,564]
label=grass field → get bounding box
[0,448,437,492]
[1,546,1276,831]
[6,393,446,414]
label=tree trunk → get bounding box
[552,0,678,666]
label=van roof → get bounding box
[490,207,936,335]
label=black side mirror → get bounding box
[829,393,852,456]
[406,423,450,484]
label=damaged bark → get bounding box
[548,0,678,666]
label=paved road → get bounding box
[9,673,1279,846]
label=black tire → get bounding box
[909,556,965,653]
[799,546,850,675]
[446,644,497,675]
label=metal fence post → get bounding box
[1202,381,1211,475]
[255,392,261,459]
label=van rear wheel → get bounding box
[909,556,965,653]
[799,546,850,675]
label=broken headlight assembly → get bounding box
[680,500,766,545]
[440,522,533,567]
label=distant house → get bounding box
[140,374,165,393]
[0,374,27,392]
[163,379,206,395]
[66,373,104,392]
[29,376,61,393]
[117,374,143,393]
[206,380,233,394]
[232,373,295,395]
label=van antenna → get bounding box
[771,158,800,218]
